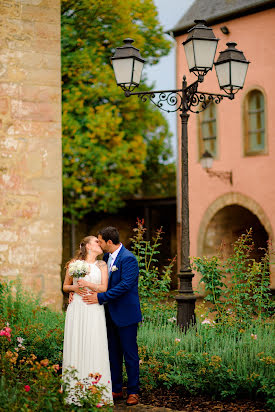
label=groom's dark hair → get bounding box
[98,226,120,245]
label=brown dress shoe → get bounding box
[112,391,123,400]
[126,394,139,406]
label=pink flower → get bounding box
[175,338,181,343]
[96,404,102,408]
[251,334,257,340]
[0,327,11,341]
[201,319,212,325]
[24,385,31,392]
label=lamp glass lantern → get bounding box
[111,38,145,91]
[183,20,219,77]
[214,42,250,94]
[200,150,213,169]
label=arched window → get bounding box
[198,102,217,159]
[244,90,266,155]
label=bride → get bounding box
[62,235,113,405]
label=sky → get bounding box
[143,0,194,158]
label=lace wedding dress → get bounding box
[62,261,112,405]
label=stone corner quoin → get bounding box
[0,0,63,309]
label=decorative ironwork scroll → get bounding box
[125,82,232,114]
[125,90,182,113]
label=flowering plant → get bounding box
[68,260,90,278]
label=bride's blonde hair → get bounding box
[65,235,96,269]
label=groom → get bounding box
[82,226,142,406]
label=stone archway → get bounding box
[202,205,269,260]
[198,192,273,258]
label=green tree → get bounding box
[62,0,174,224]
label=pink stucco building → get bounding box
[172,0,275,292]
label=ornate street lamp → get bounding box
[201,150,233,185]
[214,42,250,95]
[111,38,145,92]
[183,20,219,79]
[111,20,249,329]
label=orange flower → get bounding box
[88,385,98,394]
[40,359,49,367]
[52,364,60,372]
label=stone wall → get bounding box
[0,0,63,309]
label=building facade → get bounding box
[172,0,275,292]
[0,0,63,308]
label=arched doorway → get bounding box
[203,205,268,261]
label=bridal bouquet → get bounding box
[68,260,90,278]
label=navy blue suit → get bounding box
[97,245,142,395]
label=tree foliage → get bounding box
[62,0,175,222]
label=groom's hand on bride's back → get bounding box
[68,292,74,304]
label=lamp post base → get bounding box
[175,293,196,330]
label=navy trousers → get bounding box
[105,308,139,395]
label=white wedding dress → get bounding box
[62,261,113,405]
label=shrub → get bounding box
[0,279,64,364]
[130,218,175,299]
[192,229,275,327]
[0,323,113,411]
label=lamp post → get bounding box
[111,20,249,329]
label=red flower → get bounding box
[24,385,31,392]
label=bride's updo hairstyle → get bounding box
[65,235,95,269]
[76,235,96,260]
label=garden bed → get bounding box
[141,387,270,411]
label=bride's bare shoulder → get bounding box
[97,260,107,267]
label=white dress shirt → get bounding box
[108,243,122,273]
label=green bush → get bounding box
[0,279,64,364]
[130,218,175,299]
[0,279,112,411]
[192,229,275,327]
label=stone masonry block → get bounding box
[17,0,60,8]
[30,177,60,192]
[7,120,61,138]
[0,230,18,242]
[5,18,35,38]
[11,99,61,122]
[21,5,60,23]
[25,151,43,177]
[32,39,60,55]
[0,136,19,151]
[39,190,62,220]
[35,22,60,40]
[24,68,60,86]
[19,85,60,103]
[0,97,9,114]
[0,83,19,98]
[0,3,20,18]
[6,35,33,52]
[8,244,39,266]
[14,200,40,219]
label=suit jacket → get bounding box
[97,245,142,327]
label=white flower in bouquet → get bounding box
[68,260,90,278]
